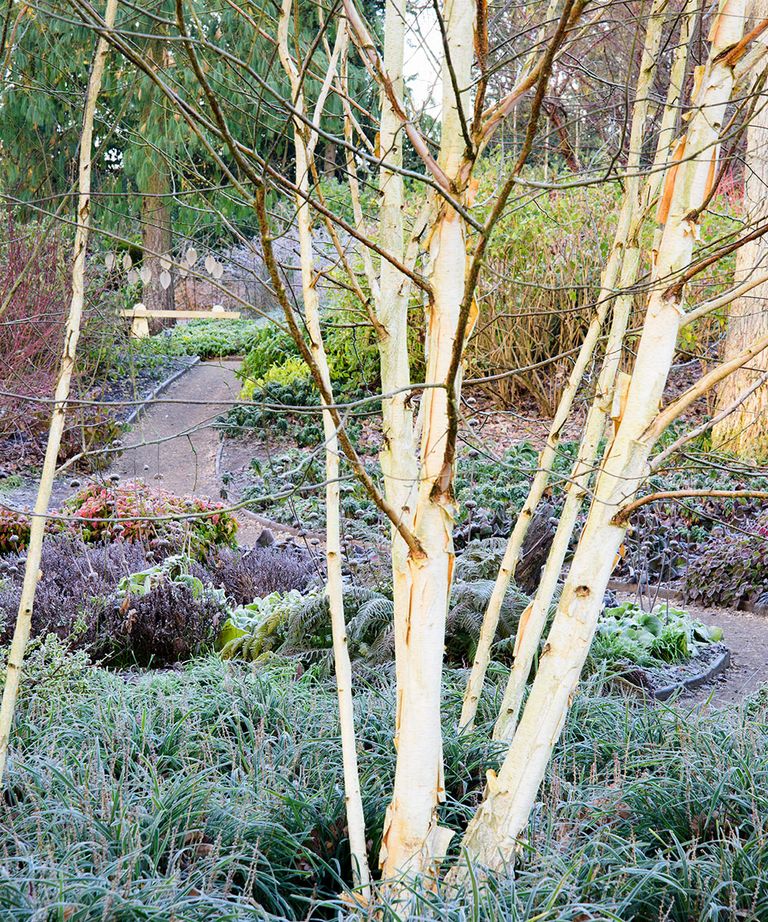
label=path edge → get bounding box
[123,356,201,427]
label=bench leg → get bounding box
[130,316,150,338]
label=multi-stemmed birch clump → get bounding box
[2,0,768,906]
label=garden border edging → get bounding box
[652,649,731,700]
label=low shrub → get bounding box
[684,518,768,609]
[0,539,313,664]
[622,447,768,581]
[0,484,237,559]
[223,378,320,440]
[0,538,154,644]
[98,555,229,665]
[228,309,403,444]
[594,601,723,667]
[237,323,300,384]
[64,480,238,557]
[204,544,317,603]
[0,508,32,555]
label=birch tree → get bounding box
[0,0,118,782]
[16,0,768,902]
[274,3,370,894]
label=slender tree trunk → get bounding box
[460,0,669,732]
[141,162,175,312]
[277,6,370,895]
[374,0,420,802]
[0,0,118,783]
[713,0,768,457]
[140,41,174,313]
[459,0,748,871]
[491,0,699,740]
[380,0,475,881]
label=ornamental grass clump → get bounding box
[1,661,767,919]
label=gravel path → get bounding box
[109,358,274,546]
[616,591,768,707]
[112,359,239,497]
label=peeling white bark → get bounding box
[380,0,475,881]
[460,0,748,871]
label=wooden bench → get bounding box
[121,303,241,338]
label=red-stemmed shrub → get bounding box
[0,214,67,465]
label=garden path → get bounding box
[112,358,239,499]
[116,359,768,707]
[110,358,274,546]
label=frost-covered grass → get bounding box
[1,651,767,920]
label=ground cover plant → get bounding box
[593,601,723,667]
[1,657,767,920]
[237,443,569,548]
[161,317,266,358]
[0,481,237,558]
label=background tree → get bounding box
[713,0,768,458]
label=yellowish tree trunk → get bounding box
[713,0,768,458]
[0,0,119,782]
[492,0,697,741]
[375,0,420,765]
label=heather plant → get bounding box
[0,539,314,665]
[204,544,317,603]
[98,556,229,665]
[0,538,161,645]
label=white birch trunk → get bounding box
[0,0,119,782]
[460,0,748,870]
[460,0,668,733]
[380,0,476,881]
[277,6,370,895]
[375,0,420,765]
